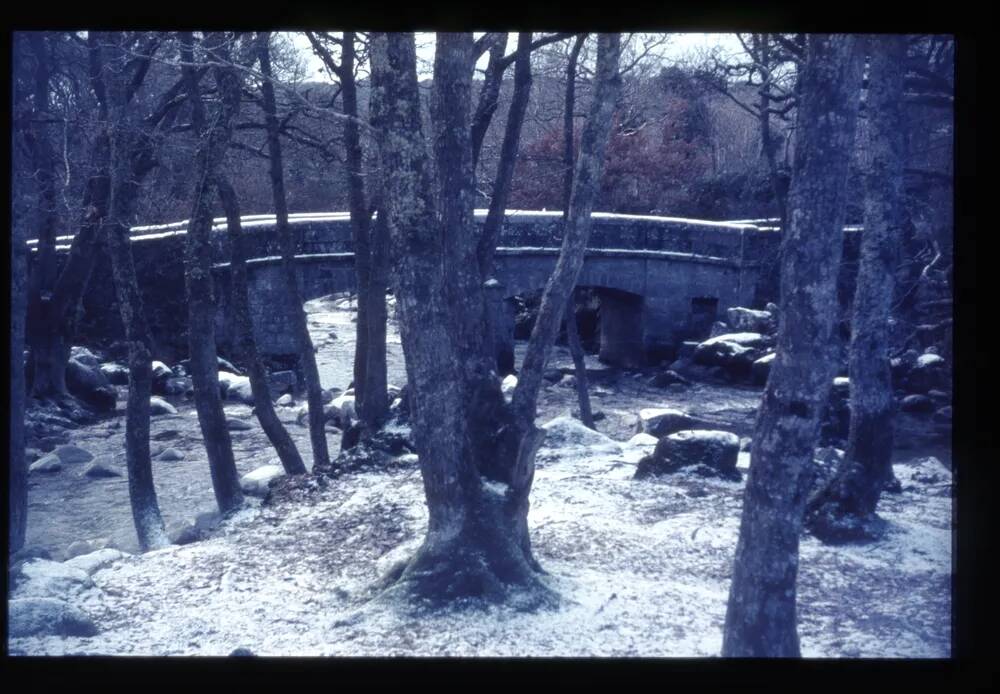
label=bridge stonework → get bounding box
[45,211,810,366]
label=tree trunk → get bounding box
[470,33,509,169]
[217,179,307,475]
[804,36,907,543]
[28,136,110,399]
[562,34,594,430]
[342,31,389,433]
[477,32,533,280]
[104,149,170,550]
[371,32,620,608]
[257,32,330,469]
[361,203,390,431]
[10,121,30,554]
[722,34,864,658]
[180,31,243,513]
[24,33,62,397]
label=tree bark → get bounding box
[804,36,907,543]
[98,31,171,550]
[217,179,307,475]
[28,33,115,399]
[470,33,509,169]
[10,102,30,554]
[477,32,533,280]
[722,34,864,658]
[24,33,62,391]
[257,32,330,469]
[562,34,594,430]
[180,31,243,513]
[344,32,389,433]
[371,32,620,608]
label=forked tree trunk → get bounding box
[29,34,114,399]
[217,179,307,475]
[257,32,330,469]
[722,34,864,658]
[104,137,170,550]
[180,31,243,513]
[371,32,620,608]
[804,35,907,543]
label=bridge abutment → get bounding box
[598,290,646,369]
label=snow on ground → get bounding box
[8,422,951,657]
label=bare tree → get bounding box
[217,179,308,475]
[180,31,244,513]
[370,32,620,606]
[722,34,865,657]
[561,33,595,430]
[805,36,908,542]
[304,30,389,436]
[257,32,331,469]
[96,31,173,550]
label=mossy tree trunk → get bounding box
[370,32,620,608]
[722,34,865,658]
[804,35,908,543]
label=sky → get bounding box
[286,32,742,83]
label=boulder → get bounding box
[906,352,949,394]
[65,358,117,412]
[634,430,741,481]
[267,370,297,396]
[150,361,175,395]
[331,393,357,421]
[900,394,935,414]
[539,415,620,452]
[99,362,130,386]
[53,445,94,465]
[648,370,691,389]
[634,408,710,438]
[168,510,222,545]
[164,376,194,397]
[156,447,185,461]
[726,307,776,334]
[276,393,294,406]
[8,597,98,638]
[152,429,181,441]
[149,396,177,416]
[217,371,244,398]
[693,333,772,381]
[14,559,94,599]
[65,538,112,560]
[708,321,730,338]
[542,368,564,384]
[932,405,952,426]
[83,461,121,479]
[227,417,253,431]
[29,454,62,473]
[64,548,126,576]
[751,352,775,386]
[240,464,285,497]
[70,346,102,368]
[217,356,241,375]
[677,341,699,360]
[501,374,518,399]
[226,376,255,405]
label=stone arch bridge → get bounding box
[40,210,807,367]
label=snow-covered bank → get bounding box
[8,426,951,657]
